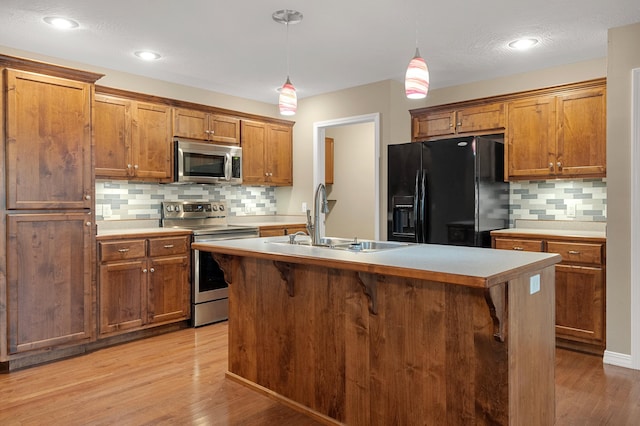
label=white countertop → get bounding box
[228,215,306,227]
[491,220,606,239]
[192,236,561,289]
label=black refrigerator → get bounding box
[387,135,509,247]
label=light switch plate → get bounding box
[530,274,541,294]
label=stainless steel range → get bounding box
[161,200,259,326]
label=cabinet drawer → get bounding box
[546,241,603,265]
[148,236,190,257]
[494,238,544,252]
[100,240,146,262]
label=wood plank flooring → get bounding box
[1,322,639,425]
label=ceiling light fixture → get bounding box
[508,38,539,50]
[405,28,429,99]
[272,9,303,116]
[43,16,79,29]
[134,50,161,61]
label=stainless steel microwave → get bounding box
[174,139,242,184]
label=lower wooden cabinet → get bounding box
[259,224,307,237]
[98,234,191,337]
[492,232,606,354]
[5,213,94,355]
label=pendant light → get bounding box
[273,9,303,116]
[405,28,429,99]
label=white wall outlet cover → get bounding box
[301,202,308,212]
[530,274,541,294]
[567,202,577,218]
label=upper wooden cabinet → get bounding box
[94,94,172,182]
[412,102,506,140]
[242,120,293,186]
[5,69,93,209]
[325,137,335,185]
[411,78,607,182]
[173,107,240,144]
[508,84,606,180]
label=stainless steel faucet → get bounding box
[306,183,330,245]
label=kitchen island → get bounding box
[192,237,561,425]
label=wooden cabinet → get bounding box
[507,85,606,180]
[173,107,240,144]
[325,137,334,184]
[98,234,191,337]
[94,94,172,181]
[241,120,293,186]
[492,232,606,354]
[259,224,307,237]
[5,69,93,209]
[6,213,93,354]
[412,102,505,140]
[1,61,101,369]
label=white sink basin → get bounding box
[267,236,412,252]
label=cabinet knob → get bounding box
[150,268,155,273]
[205,130,210,134]
[118,248,130,253]
[513,246,524,251]
[568,250,581,255]
[143,268,148,273]
[549,162,554,170]
[163,244,174,249]
[557,161,562,170]
[134,164,139,169]
[85,195,91,200]
[127,164,132,169]
[86,222,92,226]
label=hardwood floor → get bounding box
[1,322,639,425]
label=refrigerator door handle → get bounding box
[420,170,427,243]
[414,170,421,243]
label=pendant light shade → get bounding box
[405,47,429,99]
[273,9,303,116]
[279,77,297,116]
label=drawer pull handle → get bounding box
[513,246,524,251]
[118,248,130,253]
[568,250,581,255]
[163,244,174,248]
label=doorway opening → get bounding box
[312,113,380,240]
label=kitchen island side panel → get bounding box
[222,254,555,425]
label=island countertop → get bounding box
[192,236,561,289]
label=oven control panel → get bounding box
[162,201,227,219]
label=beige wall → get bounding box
[606,21,640,355]
[324,123,376,239]
[0,44,279,118]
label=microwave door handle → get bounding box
[224,152,232,181]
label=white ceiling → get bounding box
[1,1,639,105]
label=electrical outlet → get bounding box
[95,204,103,217]
[301,202,307,212]
[567,202,577,218]
[530,274,540,295]
[103,205,112,218]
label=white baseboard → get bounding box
[603,350,634,369]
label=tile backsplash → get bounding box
[509,178,606,225]
[97,178,607,225]
[95,181,276,221]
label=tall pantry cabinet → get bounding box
[0,57,103,370]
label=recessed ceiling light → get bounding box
[134,51,161,61]
[508,38,539,50]
[43,16,79,29]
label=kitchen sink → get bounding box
[267,236,411,252]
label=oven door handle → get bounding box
[195,234,258,243]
